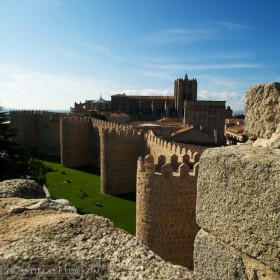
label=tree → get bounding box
[0,106,19,179]
[130,112,142,121]
[88,110,108,121]
[0,106,18,158]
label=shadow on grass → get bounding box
[36,154,100,176]
[114,192,136,202]
[76,207,89,215]
[36,154,61,164]
[75,164,100,176]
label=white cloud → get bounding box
[123,88,172,97]
[198,90,239,100]
[0,64,113,110]
[144,19,248,46]
[139,71,174,81]
[79,42,111,54]
[79,42,137,64]
[198,90,244,110]
[144,27,216,45]
[207,19,248,31]
[190,63,260,70]
[0,61,249,111]
[34,0,62,6]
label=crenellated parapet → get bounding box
[136,154,200,269]
[10,110,49,115]
[92,117,129,132]
[61,116,91,123]
[60,116,146,185]
[10,110,67,121]
[137,154,199,177]
[145,130,202,166]
[101,127,144,138]
[60,116,129,131]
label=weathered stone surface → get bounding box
[253,132,280,149]
[0,179,46,199]
[194,230,280,280]
[2,197,77,213]
[194,230,248,280]
[0,198,196,279]
[196,145,280,273]
[245,82,280,139]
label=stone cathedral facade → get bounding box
[111,73,198,119]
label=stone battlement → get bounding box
[11,110,48,115]
[61,116,128,131]
[61,116,92,123]
[10,110,66,116]
[101,127,143,137]
[145,130,202,163]
[137,155,199,178]
[145,131,201,165]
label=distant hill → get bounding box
[233,110,245,115]
[3,108,69,113]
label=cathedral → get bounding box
[110,73,197,119]
[71,73,197,119]
[70,73,227,144]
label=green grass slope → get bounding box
[39,155,136,235]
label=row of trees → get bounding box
[0,106,47,184]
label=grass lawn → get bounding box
[38,155,136,235]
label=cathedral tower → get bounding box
[174,73,197,118]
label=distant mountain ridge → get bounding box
[3,107,245,116]
[3,108,69,113]
[233,110,245,115]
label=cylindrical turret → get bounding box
[136,155,200,269]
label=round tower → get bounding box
[136,155,200,269]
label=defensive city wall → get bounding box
[9,82,280,279]
[10,110,204,269]
[10,110,65,156]
[10,112,205,196]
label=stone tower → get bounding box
[174,73,197,118]
[136,154,200,269]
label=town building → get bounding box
[70,73,227,144]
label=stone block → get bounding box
[245,82,280,139]
[194,230,248,280]
[196,145,280,273]
[194,230,280,280]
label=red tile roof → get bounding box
[171,125,194,136]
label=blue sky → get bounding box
[1,0,280,111]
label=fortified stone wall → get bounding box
[145,130,206,165]
[10,111,63,156]
[84,118,125,168]
[60,117,127,169]
[10,111,205,196]
[60,117,93,168]
[136,155,200,269]
[100,127,145,194]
